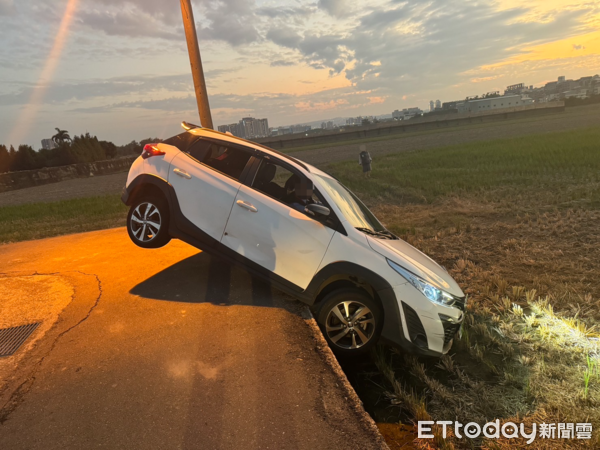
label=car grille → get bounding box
[439,314,461,346]
[402,302,428,349]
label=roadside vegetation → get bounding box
[0,195,126,243]
[330,126,600,448]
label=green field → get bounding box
[331,126,600,206]
[0,194,126,244]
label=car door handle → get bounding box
[173,168,191,179]
[236,200,258,212]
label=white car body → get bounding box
[122,124,466,356]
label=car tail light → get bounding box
[142,144,165,159]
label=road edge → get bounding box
[301,307,390,450]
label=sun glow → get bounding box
[7,0,79,147]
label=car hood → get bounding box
[367,236,464,297]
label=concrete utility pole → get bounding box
[180,0,213,129]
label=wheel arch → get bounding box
[122,174,170,207]
[308,262,390,306]
[306,261,404,348]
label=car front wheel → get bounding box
[127,197,171,248]
[316,288,383,356]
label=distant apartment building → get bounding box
[435,100,441,110]
[41,139,57,150]
[217,123,241,136]
[218,117,269,139]
[392,107,423,120]
[429,100,435,112]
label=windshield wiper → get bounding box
[355,227,398,240]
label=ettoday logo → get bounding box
[418,421,593,443]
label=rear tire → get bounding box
[316,288,383,357]
[127,196,171,248]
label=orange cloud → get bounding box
[471,76,500,83]
[368,96,386,104]
[480,29,600,71]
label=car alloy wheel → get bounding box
[325,300,376,350]
[130,202,162,243]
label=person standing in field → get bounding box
[358,145,372,178]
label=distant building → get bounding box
[442,100,464,111]
[217,123,241,136]
[505,83,525,95]
[392,107,423,120]
[458,94,534,113]
[41,139,57,150]
[429,100,435,112]
[435,100,441,110]
[218,117,269,139]
[563,88,588,100]
[558,76,566,83]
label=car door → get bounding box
[221,158,336,290]
[169,139,253,243]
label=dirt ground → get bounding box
[0,172,128,207]
[1,104,599,208]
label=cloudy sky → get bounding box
[1,0,599,147]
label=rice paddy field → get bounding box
[331,126,600,449]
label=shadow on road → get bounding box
[130,251,280,309]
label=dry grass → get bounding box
[329,126,600,448]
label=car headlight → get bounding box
[387,259,456,307]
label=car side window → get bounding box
[202,143,252,180]
[184,139,212,163]
[185,140,252,181]
[252,159,321,213]
[162,132,198,152]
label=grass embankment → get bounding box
[329,127,600,449]
[0,194,126,244]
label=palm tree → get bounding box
[52,128,71,146]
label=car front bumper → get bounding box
[379,283,465,357]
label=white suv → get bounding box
[122,122,466,356]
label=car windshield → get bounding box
[312,174,386,233]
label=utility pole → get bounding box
[180,0,213,129]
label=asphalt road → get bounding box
[0,228,385,450]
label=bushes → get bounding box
[0,134,161,174]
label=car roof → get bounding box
[186,126,310,173]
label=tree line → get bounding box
[0,128,160,174]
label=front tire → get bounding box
[127,196,171,248]
[316,288,383,356]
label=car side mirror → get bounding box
[305,203,330,218]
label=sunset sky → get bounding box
[1,0,599,147]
